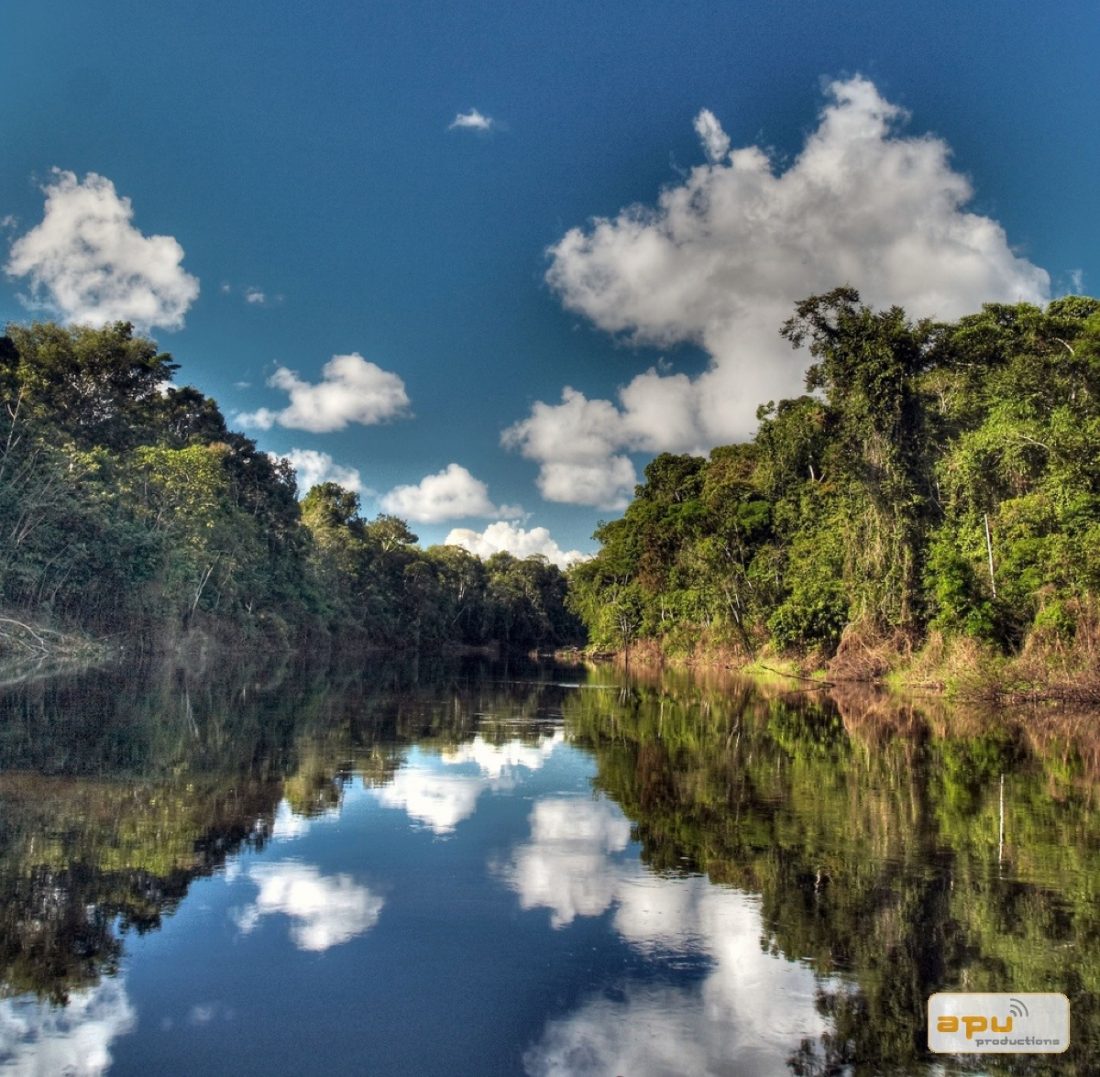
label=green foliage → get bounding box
[572,292,1100,662]
[3,321,178,450]
[767,573,848,651]
[924,533,997,640]
[0,321,580,652]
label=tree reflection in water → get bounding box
[0,656,1096,1074]
[566,667,1100,1074]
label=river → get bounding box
[0,655,1096,1074]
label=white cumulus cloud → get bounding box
[501,387,639,510]
[444,521,588,569]
[373,766,485,834]
[236,353,410,432]
[379,463,521,523]
[442,731,563,784]
[501,797,632,928]
[449,108,495,131]
[269,797,342,841]
[371,736,561,833]
[508,76,1050,507]
[525,879,832,1077]
[502,797,835,1076]
[273,448,364,496]
[5,169,200,331]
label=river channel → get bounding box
[0,655,1096,1074]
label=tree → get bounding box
[4,322,178,450]
[781,288,940,632]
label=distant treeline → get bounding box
[0,322,581,652]
[569,290,1100,676]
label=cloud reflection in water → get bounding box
[236,861,384,952]
[502,797,631,927]
[372,732,563,834]
[503,796,831,1076]
[0,978,135,1077]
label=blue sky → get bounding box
[3,1,1098,562]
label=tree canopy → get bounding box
[0,321,581,653]
[569,291,1100,673]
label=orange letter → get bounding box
[991,1016,1013,1033]
[936,1016,959,1033]
[963,1016,987,1039]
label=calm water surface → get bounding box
[0,656,1097,1075]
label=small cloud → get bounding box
[221,281,281,306]
[380,463,522,523]
[272,448,364,496]
[269,799,318,840]
[1069,269,1085,295]
[370,735,561,834]
[693,108,731,164]
[234,380,251,389]
[449,108,495,132]
[5,169,199,331]
[0,979,136,1076]
[500,798,632,928]
[373,766,485,834]
[188,1005,216,1026]
[444,521,588,570]
[501,388,639,510]
[236,353,410,432]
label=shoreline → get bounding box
[4,607,1096,709]
[565,633,1100,707]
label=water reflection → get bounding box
[373,751,492,834]
[373,730,564,834]
[506,793,830,1075]
[503,797,632,927]
[0,656,1096,1073]
[443,731,564,785]
[525,880,829,1077]
[235,862,384,951]
[0,978,134,1076]
[268,799,337,842]
[565,671,1100,1073]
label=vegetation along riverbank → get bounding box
[3,288,1099,702]
[0,321,582,663]
[567,290,1100,703]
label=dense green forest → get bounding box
[0,322,580,654]
[569,290,1100,689]
[4,291,1100,685]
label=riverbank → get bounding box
[586,621,1100,706]
[0,613,118,687]
[0,608,559,688]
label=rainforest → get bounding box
[4,290,1099,698]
